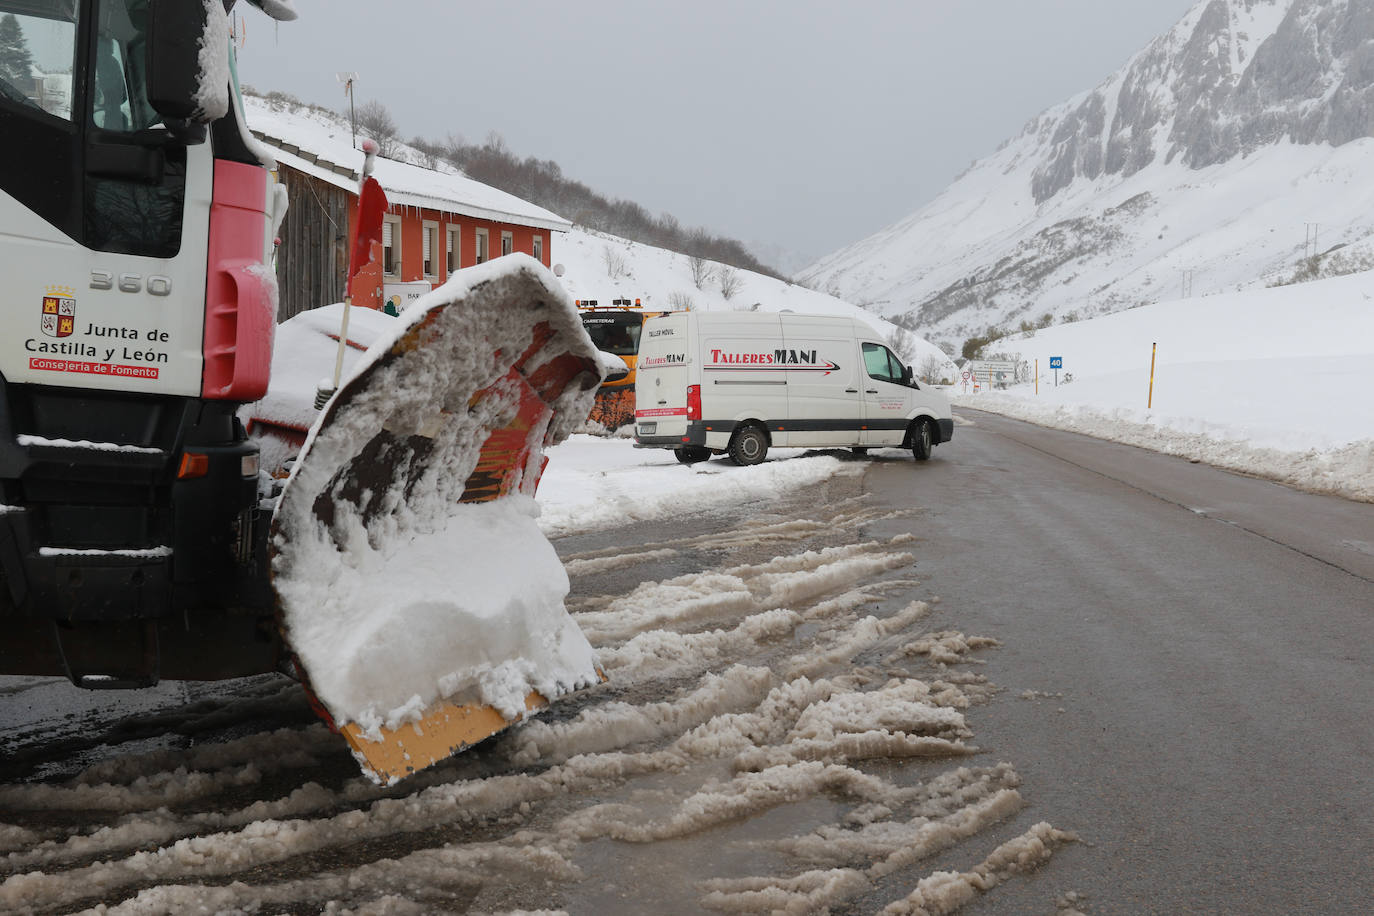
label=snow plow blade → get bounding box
[270,257,604,784]
[337,690,549,786]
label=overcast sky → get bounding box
[238,0,1198,269]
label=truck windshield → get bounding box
[91,0,158,132]
[580,312,643,356]
[0,2,78,121]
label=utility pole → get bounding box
[337,72,359,148]
[1305,222,1320,260]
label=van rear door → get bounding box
[634,313,692,440]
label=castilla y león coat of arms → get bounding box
[41,287,76,338]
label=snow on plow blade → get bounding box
[271,257,604,784]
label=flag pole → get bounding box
[317,138,385,409]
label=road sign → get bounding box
[1049,356,1063,369]
[961,370,971,380]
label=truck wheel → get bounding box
[675,446,711,464]
[912,419,934,461]
[727,425,768,466]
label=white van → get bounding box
[633,311,953,465]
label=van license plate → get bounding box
[638,422,656,435]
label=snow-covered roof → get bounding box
[242,95,571,233]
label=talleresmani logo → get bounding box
[41,286,76,339]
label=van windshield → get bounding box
[580,311,642,356]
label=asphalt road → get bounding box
[2,413,1369,914]
[862,408,1374,914]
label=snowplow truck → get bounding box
[0,0,604,784]
[577,298,666,432]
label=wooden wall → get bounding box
[274,168,350,322]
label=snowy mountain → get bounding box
[800,0,1374,352]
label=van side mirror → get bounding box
[901,365,914,385]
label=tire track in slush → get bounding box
[0,495,1075,915]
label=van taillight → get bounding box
[687,385,702,420]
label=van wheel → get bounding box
[727,425,768,466]
[675,446,711,464]
[912,420,934,461]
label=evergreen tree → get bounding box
[0,14,35,87]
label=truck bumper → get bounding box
[0,378,279,685]
[634,420,711,449]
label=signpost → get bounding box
[1050,355,1063,387]
[969,359,1018,390]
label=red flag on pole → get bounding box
[350,175,387,282]
[347,172,388,310]
[322,141,388,406]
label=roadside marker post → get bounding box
[1148,342,1157,408]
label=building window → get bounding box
[382,217,402,276]
[532,235,544,263]
[422,220,439,277]
[475,228,489,264]
[446,225,460,274]
[501,231,514,257]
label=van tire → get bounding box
[675,446,711,464]
[912,419,934,461]
[727,425,769,466]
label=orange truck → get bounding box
[576,298,667,431]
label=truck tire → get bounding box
[912,419,934,461]
[675,446,711,464]
[727,424,768,466]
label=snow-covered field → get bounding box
[953,270,1374,503]
[536,437,866,538]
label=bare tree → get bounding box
[354,99,399,157]
[886,326,917,362]
[667,291,695,311]
[602,245,628,279]
[917,353,946,384]
[408,135,442,169]
[718,266,742,300]
[689,255,714,290]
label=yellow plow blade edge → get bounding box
[341,691,548,785]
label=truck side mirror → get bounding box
[145,0,226,132]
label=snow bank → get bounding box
[956,270,1374,501]
[536,436,863,538]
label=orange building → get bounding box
[246,97,570,320]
